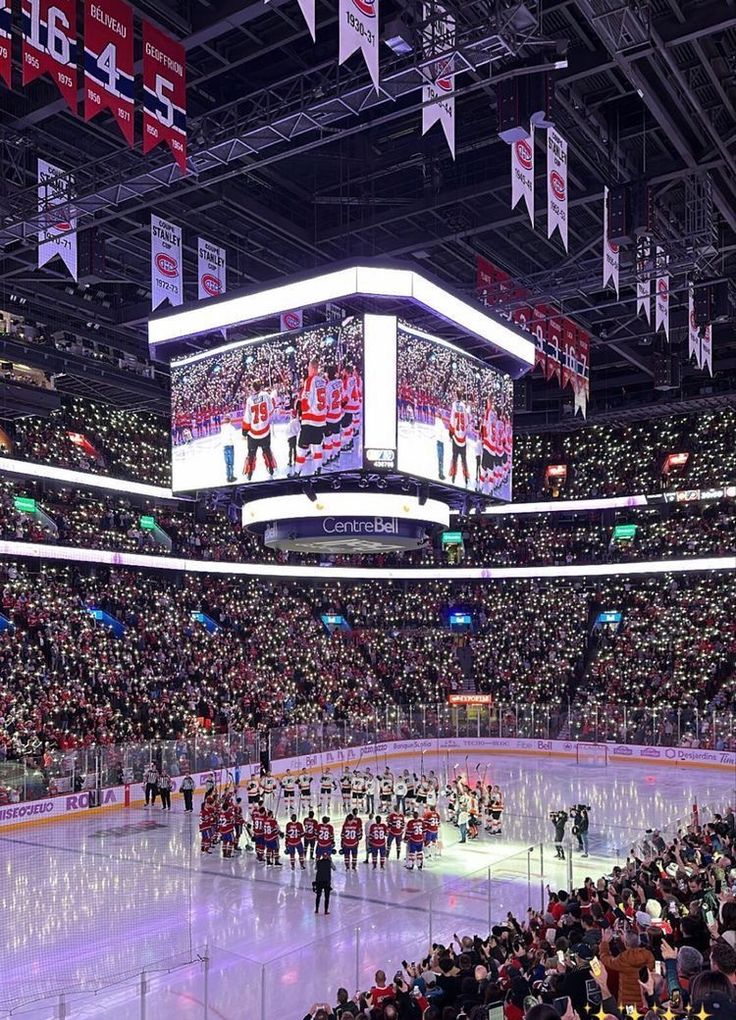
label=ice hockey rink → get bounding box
[2,753,734,1020]
[171,425,364,490]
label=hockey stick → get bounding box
[464,754,469,790]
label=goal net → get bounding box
[575,742,609,767]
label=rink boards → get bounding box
[1,736,733,833]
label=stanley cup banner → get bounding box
[636,238,651,323]
[143,21,187,173]
[84,0,135,144]
[572,328,590,417]
[0,1,11,89]
[22,0,78,112]
[688,284,701,367]
[603,186,619,298]
[339,0,380,94]
[511,127,534,227]
[38,159,78,281]
[197,238,226,301]
[655,246,669,339]
[151,214,183,311]
[701,323,713,376]
[547,128,568,251]
[422,4,455,159]
[264,0,316,41]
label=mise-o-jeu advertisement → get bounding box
[170,321,364,491]
[396,327,513,500]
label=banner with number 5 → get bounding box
[22,0,78,112]
[143,21,187,173]
[84,0,134,144]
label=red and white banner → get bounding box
[280,310,303,332]
[22,0,78,113]
[511,128,534,227]
[636,241,651,323]
[143,21,187,173]
[422,4,455,159]
[655,246,669,339]
[0,1,11,89]
[476,254,589,417]
[701,322,713,376]
[688,284,700,366]
[38,158,77,280]
[546,128,568,251]
[603,186,619,298]
[339,0,379,94]
[265,0,315,41]
[84,0,134,144]
[197,238,226,301]
[151,214,183,311]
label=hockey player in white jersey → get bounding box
[295,358,328,476]
[242,380,277,480]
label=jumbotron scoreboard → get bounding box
[149,263,534,554]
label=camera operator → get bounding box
[550,810,568,860]
[570,805,591,858]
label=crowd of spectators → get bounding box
[302,807,736,1020]
[0,475,733,569]
[0,565,734,769]
[3,401,736,501]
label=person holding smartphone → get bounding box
[599,927,654,1008]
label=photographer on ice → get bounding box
[550,810,568,860]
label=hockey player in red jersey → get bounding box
[422,807,441,860]
[387,809,404,860]
[219,794,236,858]
[251,805,266,862]
[341,363,362,452]
[303,810,318,860]
[340,812,362,870]
[242,380,277,480]
[285,813,306,869]
[263,809,282,867]
[199,793,217,854]
[368,815,388,870]
[295,358,328,477]
[404,811,426,870]
[315,816,335,860]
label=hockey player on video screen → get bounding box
[324,365,344,465]
[295,358,328,476]
[448,389,470,487]
[242,380,277,480]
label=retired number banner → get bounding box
[0,1,11,88]
[339,0,380,94]
[38,158,77,281]
[197,238,226,301]
[22,0,78,112]
[143,21,187,173]
[84,0,134,144]
[151,215,183,311]
[422,3,455,159]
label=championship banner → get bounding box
[84,0,134,144]
[547,313,563,385]
[688,284,701,367]
[197,238,226,301]
[546,128,568,251]
[572,329,590,417]
[339,0,380,94]
[531,303,546,375]
[655,246,669,339]
[22,0,78,112]
[38,159,77,281]
[511,127,534,227]
[265,0,316,42]
[476,256,513,318]
[701,323,713,376]
[151,214,183,311]
[0,1,11,89]
[560,319,577,390]
[603,186,619,298]
[636,239,650,323]
[280,310,303,332]
[143,21,187,173]
[422,4,455,159]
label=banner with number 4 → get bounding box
[84,0,134,144]
[143,21,187,173]
[22,0,78,112]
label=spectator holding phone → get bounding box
[599,927,654,1008]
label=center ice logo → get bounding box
[352,0,376,16]
[515,139,533,171]
[550,170,565,201]
[156,253,178,277]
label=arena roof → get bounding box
[0,0,734,425]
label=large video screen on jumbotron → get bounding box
[170,320,364,492]
[397,326,513,501]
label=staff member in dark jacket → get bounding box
[314,855,333,914]
[180,773,195,812]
